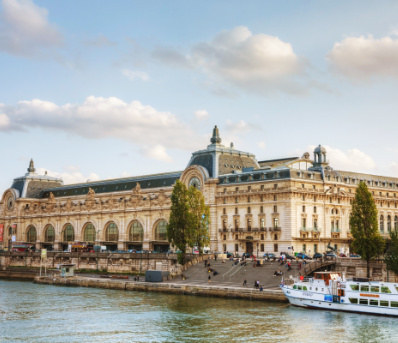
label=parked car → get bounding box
[242,253,256,258]
[284,254,295,260]
[263,253,276,259]
[350,254,361,258]
[296,253,312,260]
[313,253,323,259]
[339,253,347,257]
[326,252,337,258]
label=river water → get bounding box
[0,280,397,342]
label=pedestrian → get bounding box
[254,281,257,289]
[137,275,140,282]
[134,276,137,282]
[260,286,263,292]
[243,279,247,287]
[204,260,207,267]
[208,275,211,284]
[288,262,291,272]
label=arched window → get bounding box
[129,222,143,241]
[44,225,55,242]
[8,227,12,236]
[273,217,279,228]
[105,222,118,241]
[380,215,384,232]
[234,219,239,230]
[387,215,392,232]
[155,220,167,241]
[84,223,96,242]
[63,224,74,242]
[223,220,227,230]
[27,226,37,243]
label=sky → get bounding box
[1,0,398,192]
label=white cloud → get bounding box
[0,113,10,128]
[307,145,377,172]
[226,120,256,133]
[257,141,266,150]
[0,96,205,162]
[0,0,63,57]
[122,69,149,81]
[36,167,100,185]
[194,110,209,121]
[153,26,313,95]
[120,171,132,178]
[327,34,398,80]
[84,34,116,48]
[140,145,173,163]
[62,165,80,172]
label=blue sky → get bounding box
[1,0,398,192]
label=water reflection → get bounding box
[0,279,397,342]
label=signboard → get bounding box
[12,235,16,242]
[72,243,87,249]
[41,249,47,259]
[0,224,3,243]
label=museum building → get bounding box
[1,126,398,255]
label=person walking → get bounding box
[287,262,291,272]
[242,279,247,287]
[208,275,211,284]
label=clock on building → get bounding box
[188,177,201,190]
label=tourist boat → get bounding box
[280,272,398,316]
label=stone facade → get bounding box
[1,127,398,256]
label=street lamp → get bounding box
[140,228,143,274]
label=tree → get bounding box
[350,181,385,278]
[384,229,398,281]
[187,185,210,256]
[166,180,193,265]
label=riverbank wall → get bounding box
[34,276,288,303]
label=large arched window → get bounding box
[388,215,392,232]
[105,222,118,241]
[155,220,167,241]
[395,216,398,230]
[380,215,384,232]
[44,225,55,242]
[27,226,37,243]
[84,223,96,242]
[63,224,74,242]
[129,222,143,241]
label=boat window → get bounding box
[360,285,369,292]
[315,288,318,291]
[298,286,302,290]
[370,286,380,293]
[310,287,312,290]
[359,299,368,305]
[380,300,389,307]
[293,285,297,289]
[381,286,392,293]
[303,286,308,291]
[321,288,324,292]
[395,286,398,292]
[348,298,358,304]
[369,300,378,306]
[315,274,323,279]
[391,301,398,308]
[350,285,359,291]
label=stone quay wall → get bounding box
[34,276,288,303]
[0,252,206,276]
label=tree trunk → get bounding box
[367,257,370,278]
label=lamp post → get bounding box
[96,229,101,271]
[140,228,143,274]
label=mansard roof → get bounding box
[41,171,181,199]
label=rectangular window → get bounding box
[314,244,317,253]
[248,196,251,203]
[248,186,251,192]
[247,207,251,214]
[381,286,392,293]
[235,243,239,252]
[360,285,369,292]
[223,235,226,240]
[350,285,359,291]
[303,244,306,252]
[274,234,278,240]
[235,197,238,203]
[260,244,264,252]
[359,299,368,305]
[274,184,278,189]
[302,184,304,188]
[236,187,239,192]
[260,206,263,213]
[235,207,238,214]
[261,234,264,240]
[273,243,278,252]
[223,208,226,215]
[274,195,277,201]
[302,218,306,228]
[391,301,398,308]
[369,300,378,306]
[223,188,227,193]
[380,300,389,307]
[235,234,238,240]
[370,286,380,293]
[302,205,306,213]
[223,244,227,252]
[261,185,264,190]
[348,298,358,304]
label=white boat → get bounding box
[281,272,398,316]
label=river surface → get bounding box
[0,280,397,342]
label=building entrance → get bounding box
[246,242,253,254]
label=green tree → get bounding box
[350,181,385,278]
[384,229,398,281]
[187,185,210,256]
[166,180,193,265]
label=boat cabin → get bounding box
[313,272,341,286]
